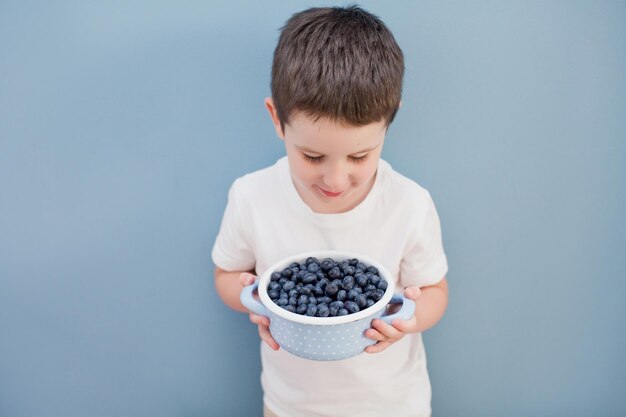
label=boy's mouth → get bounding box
[318,186,344,197]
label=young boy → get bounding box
[212,6,449,417]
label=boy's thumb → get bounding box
[404,287,421,299]
[240,273,256,286]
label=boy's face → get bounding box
[266,98,386,214]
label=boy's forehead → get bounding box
[287,111,386,152]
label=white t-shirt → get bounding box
[212,156,448,417]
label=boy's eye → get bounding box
[302,153,369,164]
[350,154,369,163]
[303,153,323,164]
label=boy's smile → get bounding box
[265,98,387,214]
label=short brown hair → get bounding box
[270,5,404,131]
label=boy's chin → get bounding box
[310,189,362,213]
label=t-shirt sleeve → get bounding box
[399,191,449,288]
[211,179,256,272]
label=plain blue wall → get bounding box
[1,1,624,416]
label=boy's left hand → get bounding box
[364,286,421,354]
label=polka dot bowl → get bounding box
[240,250,415,361]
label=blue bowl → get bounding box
[240,250,415,361]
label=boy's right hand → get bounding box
[239,273,280,351]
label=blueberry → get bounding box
[368,274,380,286]
[336,290,347,302]
[271,272,281,281]
[344,266,356,276]
[281,268,293,278]
[316,271,326,281]
[370,289,384,301]
[328,267,342,279]
[349,258,359,266]
[356,294,368,309]
[289,289,299,298]
[268,290,279,299]
[283,281,295,291]
[288,296,298,306]
[377,280,388,291]
[355,273,368,288]
[298,295,308,305]
[319,296,332,304]
[366,299,375,308]
[299,286,312,296]
[312,285,324,296]
[329,306,339,316]
[365,266,378,274]
[289,262,299,268]
[303,273,317,284]
[306,257,320,265]
[338,260,350,271]
[307,263,320,273]
[306,304,317,316]
[317,305,330,317]
[345,301,360,314]
[278,278,288,286]
[342,276,355,291]
[268,282,281,291]
[318,277,329,289]
[347,289,359,301]
[364,284,376,292]
[338,308,349,316]
[325,282,339,297]
[297,270,308,281]
[356,262,367,271]
[320,259,333,271]
[308,296,317,305]
[277,298,288,307]
[329,300,344,309]
[296,304,308,315]
[284,305,296,313]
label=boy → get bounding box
[212,6,448,417]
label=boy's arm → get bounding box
[214,266,281,350]
[365,276,448,354]
[412,276,449,333]
[214,266,256,312]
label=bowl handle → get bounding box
[380,293,416,324]
[240,279,270,317]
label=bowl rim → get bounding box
[258,250,395,325]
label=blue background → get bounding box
[1,1,625,416]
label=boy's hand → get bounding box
[239,273,280,351]
[364,286,422,354]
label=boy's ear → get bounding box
[264,97,285,140]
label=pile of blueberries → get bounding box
[267,256,388,317]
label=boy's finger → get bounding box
[404,286,422,300]
[365,341,390,354]
[249,313,270,327]
[371,319,402,340]
[258,324,280,350]
[391,317,416,333]
[364,328,385,341]
[239,273,256,286]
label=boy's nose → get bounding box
[322,165,350,191]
